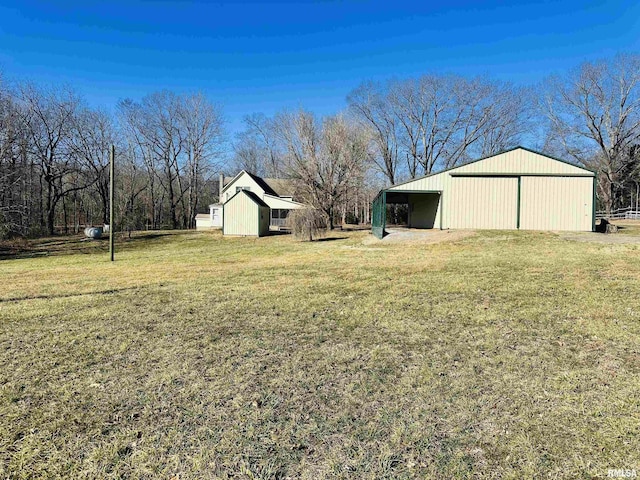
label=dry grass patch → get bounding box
[1,229,639,478]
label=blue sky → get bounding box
[0,0,639,134]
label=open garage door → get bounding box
[449,176,518,229]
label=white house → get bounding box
[195,171,306,235]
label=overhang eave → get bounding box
[384,190,442,204]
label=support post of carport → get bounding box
[383,190,386,235]
[592,174,597,232]
[439,191,443,230]
[516,176,521,229]
[371,190,387,239]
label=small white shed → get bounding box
[223,190,270,237]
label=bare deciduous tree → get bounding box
[232,113,282,177]
[119,91,224,229]
[348,81,400,184]
[543,54,640,214]
[232,134,265,176]
[478,84,531,156]
[277,111,369,229]
[19,84,92,235]
[69,108,115,226]
[349,75,527,183]
[180,93,224,228]
[0,75,26,236]
[390,75,526,174]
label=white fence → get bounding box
[596,207,640,220]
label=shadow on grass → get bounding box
[0,239,107,260]
[0,286,142,303]
[0,230,190,261]
[315,237,348,242]
[340,224,371,232]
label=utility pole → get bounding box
[109,144,115,262]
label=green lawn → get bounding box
[1,228,639,479]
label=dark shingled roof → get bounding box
[237,189,269,208]
[263,178,296,197]
[244,171,279,196]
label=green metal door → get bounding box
[371,190,386,239]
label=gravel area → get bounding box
[364,227,476,244]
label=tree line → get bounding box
[233,53,640,220]
[0,82,223,237]
[1,53,639,238]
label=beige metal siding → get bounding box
[223,192,259,236]
[453,148,590,175]
[388,170,447,192]
[520,177,592,231]
[385,148,594,231]
[387,149,592,196]
[449,177,518,229]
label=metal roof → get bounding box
[387,146,595,190]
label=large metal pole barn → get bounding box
[371,147,596,238]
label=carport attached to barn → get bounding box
[372,190,442,239]
[372,147,596,239]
